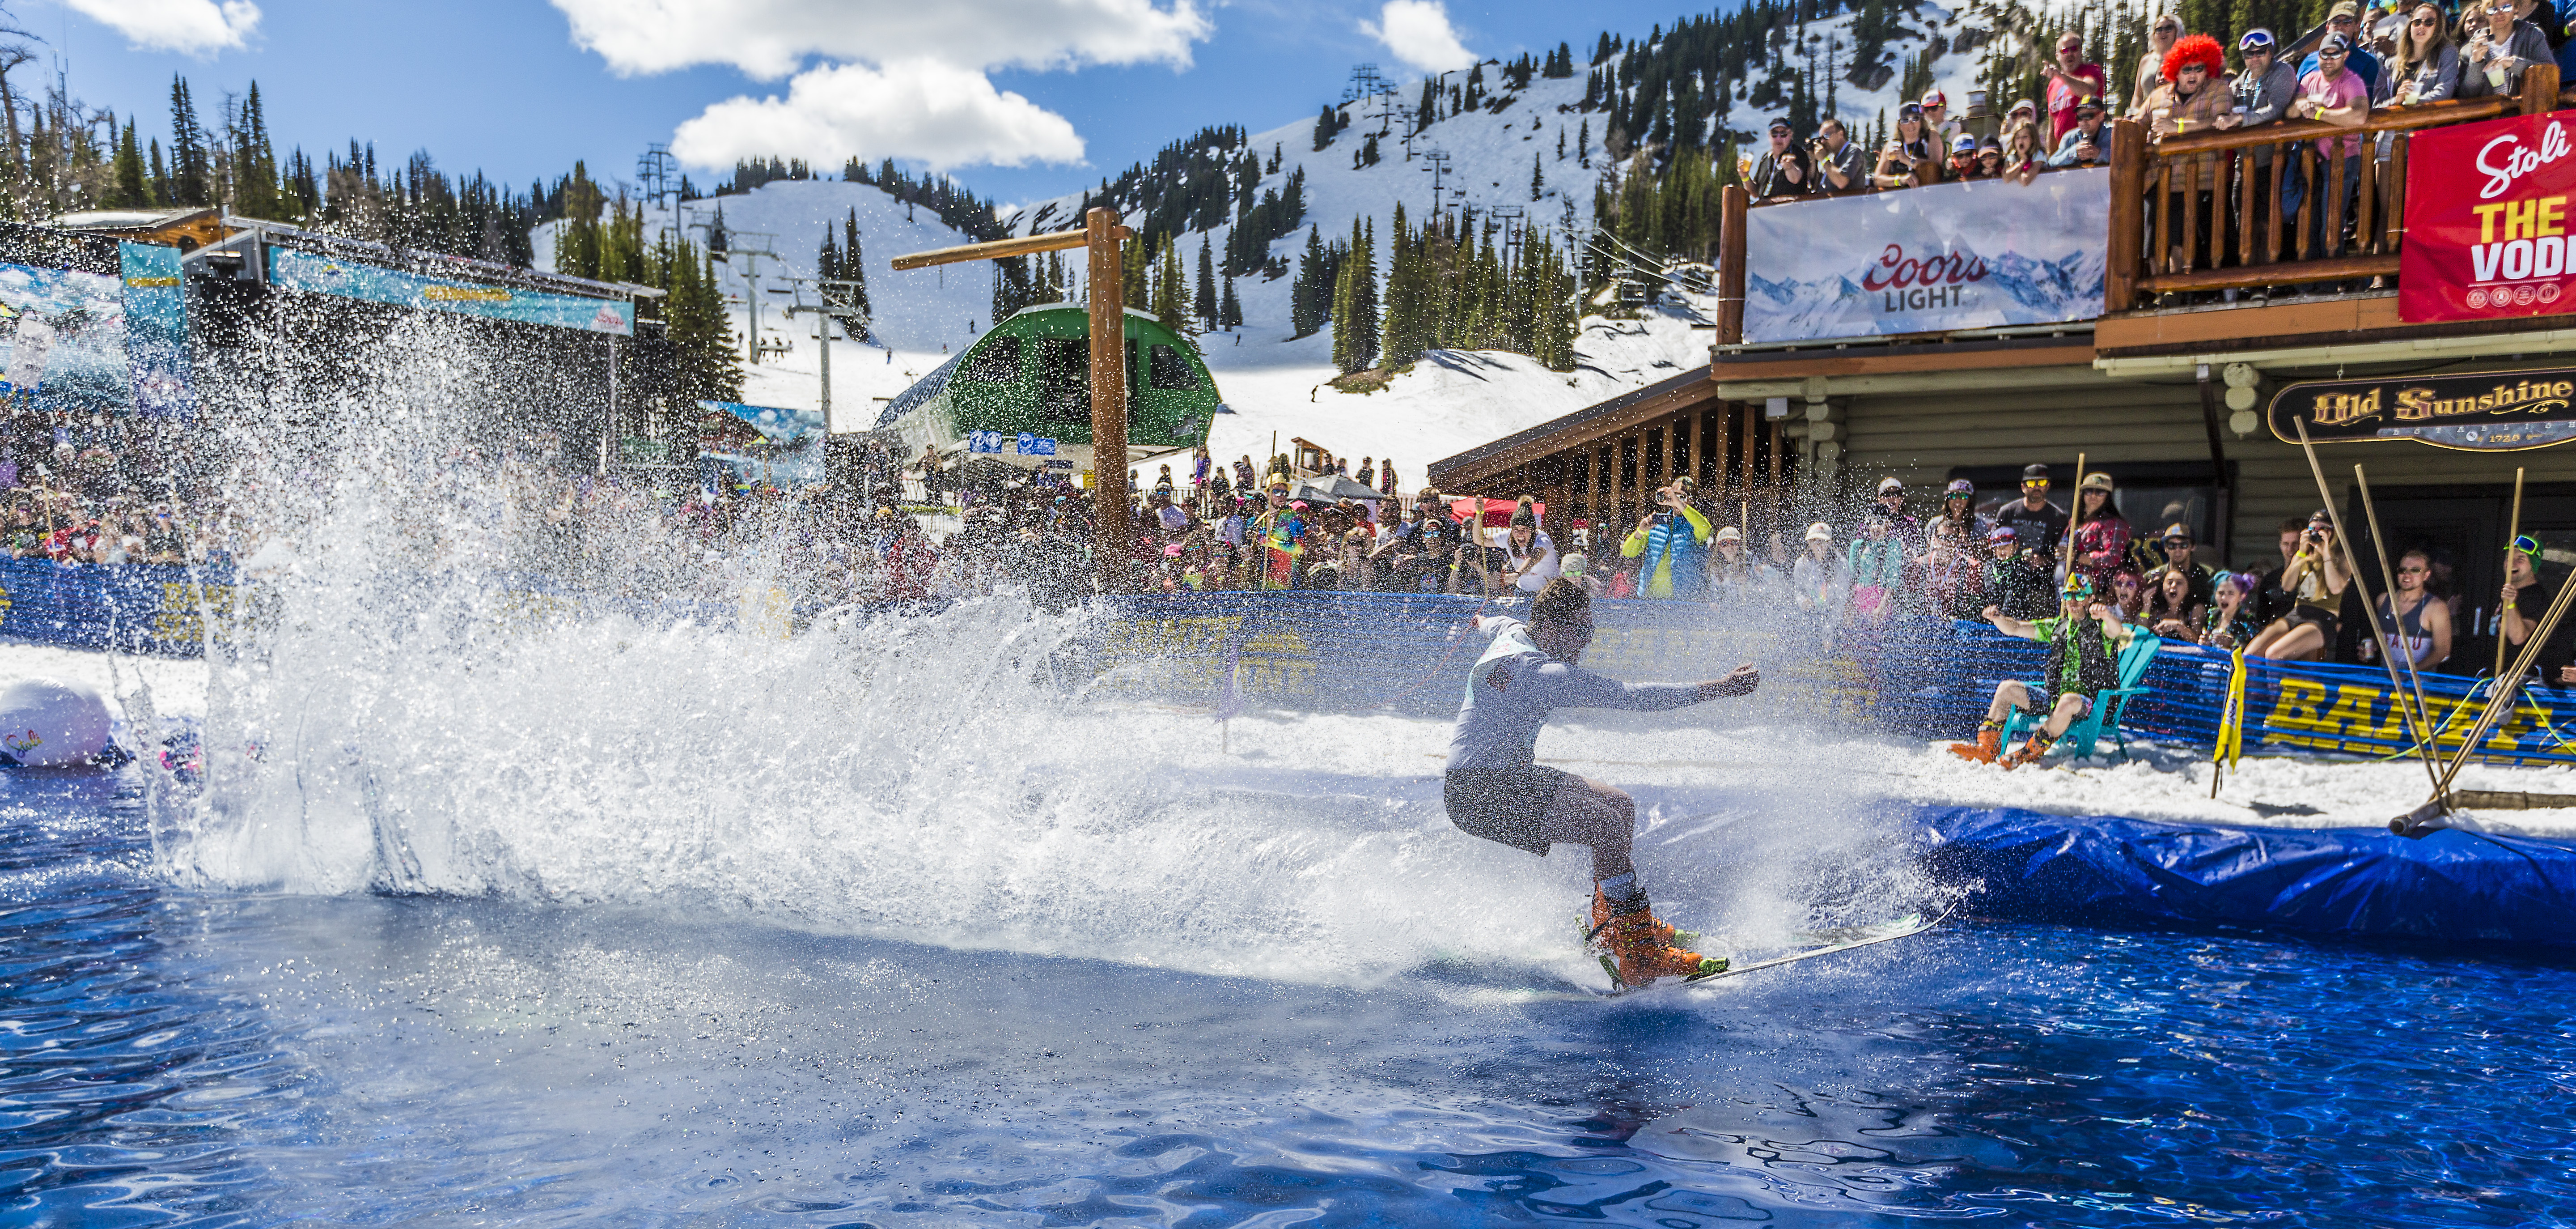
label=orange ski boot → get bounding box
[1998,736,2052,772]
[1947,726,2003,765]
[1603,904,1725,987]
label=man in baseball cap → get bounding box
[1991,463,2068,569]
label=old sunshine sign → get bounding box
[2401,112,2576,323]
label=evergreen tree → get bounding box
[1381,203,1430,369]
[232,82,282,220]
[993,254,1034,323]
[1152,238,1186,332]
[1331,217,1381,375]
[148,139,169,207]
[167,76,209,207]
[842,209,870,319]
[110,120,148,208]
[1291,225,1327,338]
[818,229,840,283]
[1577,118,1591,168]
[1531,153,1546,201]
[1194,235,1217,330]
[1219,274,1242,330]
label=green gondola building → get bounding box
[874,304,1224,475]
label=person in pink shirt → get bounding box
[2044,32,2108,145]
[2290,33,2373,256]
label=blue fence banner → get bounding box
[119,242,190,417]
[1017,434,1058,456]
[967,431,1008,454]
[267,247,635,335]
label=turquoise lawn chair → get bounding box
[2002,632,2163,761]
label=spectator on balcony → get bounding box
[1814,118,1870,192]
[2304,2,2387,91]
[2050,99,2114,167]
[2069,473,2134,590]
[2233,29,2301,125]
[2045,31,2110,145]
[2292,34,2375,258]
[2148,35,2241,139]
[1992,464,2070,569]
[2460,0,2553,96]
[2246,513,2352,661]
[2127,12,2187,119]
[1985,527,2058,619]
[2380,4,2462,106]
[1751,119,1815,199]
[1874,104,1939,188]
[1921,89,1963,148]
[2003,123,2050,182]
[1945,133,1986,180]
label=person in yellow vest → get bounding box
[1618,476,1714,599]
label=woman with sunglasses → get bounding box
[2458,0,2551,97]
[2380,2,2460,105]
[1873,104,1939,189]
[2127,12,2187,119]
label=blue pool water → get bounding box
[8,766,2576,1227]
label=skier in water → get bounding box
[1445,577,1761,987]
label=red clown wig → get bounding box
[2162,33,2225,81]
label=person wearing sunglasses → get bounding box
[1949,572,2137,770]
[2127,11,2187,119]
[2301,1,2386,91]
[2379,2,2460,106]
[2044,31,2108,146]
[2362,548,2453,673]
[1873,103,1938,188]
[2291,33,2373,259]
[2458,0,2551,97]
[2229,29,2305,262]
[1991,463,2069,570]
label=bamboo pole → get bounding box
[2498,466,2525,679]
[2061,452,2087,574]
[2352,463,2442,782]
[2291,422,2442,795]
[2394,544,2576,834]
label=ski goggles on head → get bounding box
[2238,30,2276,51]
[2062,575,2095,600]
[2514,533,2543,557]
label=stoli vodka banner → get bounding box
[1739,167,2109,345]
[2400,112,2576,324]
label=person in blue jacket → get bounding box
[1619,476,1713,598]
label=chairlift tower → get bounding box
[1419,149,1453,216]
[1342,63,1388,106]
[776,274,873,432]
[636,144,680,216]
[722,230,781,365]
[1491,204,1526,265]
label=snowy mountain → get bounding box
[530,0,2029,470]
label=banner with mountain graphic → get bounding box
[1741,168,2110,345]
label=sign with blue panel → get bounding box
[119,242,190,416]
[1017,433,1058,456]
[267,247,635,335]
[967,430,1008,454]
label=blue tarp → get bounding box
[1916,805,2576,947]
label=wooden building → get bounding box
[1432,74,2576,662]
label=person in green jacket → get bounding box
[1619,476,1714,598]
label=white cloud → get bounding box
[551,0,1210,78]
[669,59,1082,172]
[1359,0,1472,74]
[63,0,259,55]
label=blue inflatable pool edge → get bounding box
[1913,806,2576,948]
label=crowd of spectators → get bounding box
[0,406,206,565]
[1749,0,2576,234]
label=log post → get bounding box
[1086,206,1132,594]
[2522,63,2562,116]
[1717,185,1749,348]
[2105,119,2148,315]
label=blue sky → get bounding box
[50,0,1662,209]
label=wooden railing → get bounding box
[2105,65,2562,310]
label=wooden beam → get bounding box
[2136,253,2396,294]
[2106,119,2147,315]
[1086,208,1132,594]
[1718,186,1749,347]
[891,226,1125,272]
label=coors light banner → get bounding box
[2401,112,2576,323]
[1739,167,2109,345]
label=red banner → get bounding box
[2401,112,2576,323]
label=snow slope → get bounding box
[530,1,2020,467]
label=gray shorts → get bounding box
[1442,763,1575,857]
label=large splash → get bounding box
[137,319,1932,988]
